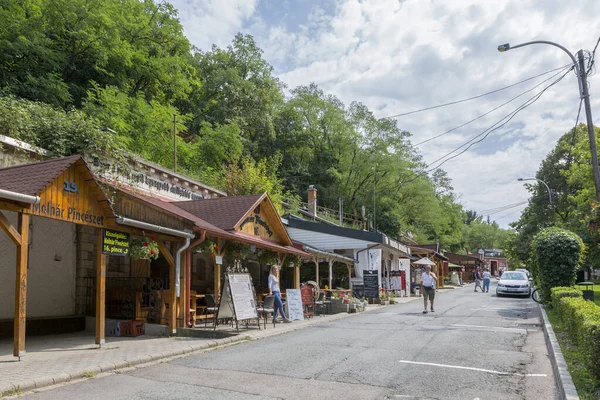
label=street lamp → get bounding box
[499,41,600,202]
[518,177,556,224]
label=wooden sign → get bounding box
[285,289,304,321]
[363,270,379,299]
[300,285,314,317]
[102,229,130,256]
[28,162,109,227]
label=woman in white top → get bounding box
[268,265,291,323]
[421,265,437,314]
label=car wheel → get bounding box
[497,293,502,297]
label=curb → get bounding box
[0,298,418,397]
[539,304,580,400]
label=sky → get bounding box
[169,0,600,228]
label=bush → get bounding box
[551,286,582,311]
[532,227,584,303]
[553,292,600,379]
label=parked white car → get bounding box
[496,271,531,297]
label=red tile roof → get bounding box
[173,194,264,230]
[0,154,82,195]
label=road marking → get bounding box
[398,360,547,377]
[450,324,530,334]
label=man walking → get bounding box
[474,267,484,293]
[422,265,437,314]
[482,268,491,293]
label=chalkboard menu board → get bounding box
[363,270,379,299]
[352,283,365,299]
[285,289,304,321]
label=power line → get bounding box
[384,65,571,119]
[426,67,573,172]
[414,66,572,146]
[586,36,600,75]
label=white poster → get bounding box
[285,289,304,321]
[228,274,258,321]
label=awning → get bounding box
[302,245,355,264]
[227,231,310,257]
[414,257,436,266]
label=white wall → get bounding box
[0,213,76,319]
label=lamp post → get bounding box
[518,177,556,224]
[499,41,600,202]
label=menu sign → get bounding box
[102,229,130,256]
[228,273,258,321]
[285,289,304,321]
[363,270,379,299]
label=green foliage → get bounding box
[532,227,584,302]
[461,219,510,254]
[546,307,600,399]
[551,286,583,311]
[554,296,600,381]
[130,237,159,260]
[0,95,125,163]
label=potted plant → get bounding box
[194,240,219,256]
[257,248,278,265]
[379,288,390,305]
[130,236,160,260]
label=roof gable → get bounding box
[174,193,293,246]
[0,154,82,196]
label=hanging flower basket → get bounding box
[130,237,160,260]
[285,254,302,268]
[194,240,219,256]
[224,242,251,262]
[257,248,278,265]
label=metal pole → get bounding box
[339,197,343,225]
[173,114,177,173]
[577,50,600,202]
[373,176,376,232]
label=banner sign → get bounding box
[102,229,130,256]
[368,248,382,271]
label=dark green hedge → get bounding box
[553,292,600,379]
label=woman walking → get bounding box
[269,265,291,323]
[482,268,491,293]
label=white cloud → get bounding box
[170,0,259,50]
[172,0,600,228]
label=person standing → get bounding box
[482,268,491,293]
[474,267,484,293]
[421,265,437,314]
[268,265,291,323]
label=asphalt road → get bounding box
[23,282,557,400]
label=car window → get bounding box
[501,272,527,280]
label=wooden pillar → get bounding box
[158,240,176,334]
[294,264,300,289]
[95,228,106,346]
[314,256,319,289]
[14,213,29,358]
[347,264,352,288]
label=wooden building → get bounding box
[0,155,308,359]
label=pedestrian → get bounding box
[421,264,437,314]
[474,267,484,293]
[482,268,491,293]
[269,265,291,323]
[460,267,465,286]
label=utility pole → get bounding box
[578,50,600,202]
[173,114,177,173]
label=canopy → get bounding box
[414,257,436,266]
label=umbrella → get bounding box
[414,257,436,266]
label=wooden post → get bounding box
[14,213,29,358]
[347,264,352,286]
[95,228,107,346]
[294,265,300,289]
[328,259,333,289]
[314,256,319,289]
[157,240,177,334]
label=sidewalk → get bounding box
[0,296,419,397]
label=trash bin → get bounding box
[576,282,595,302]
